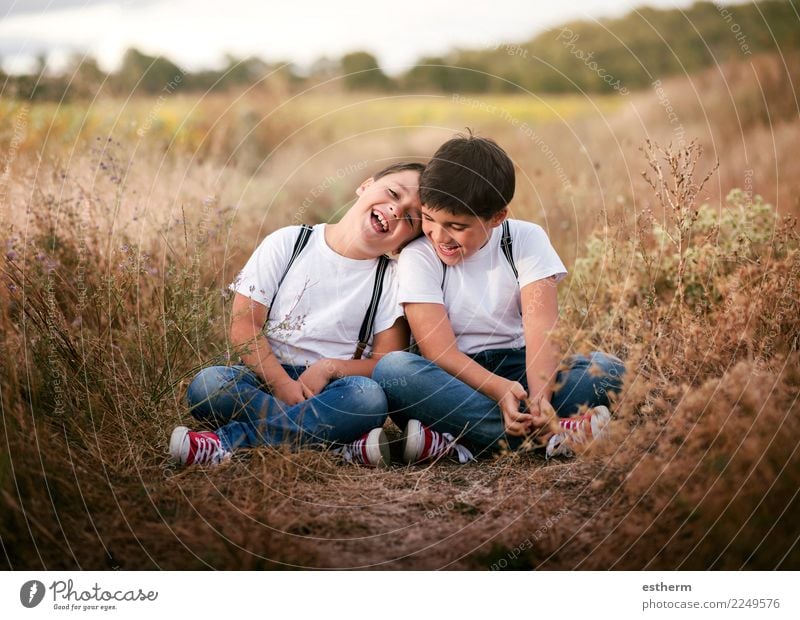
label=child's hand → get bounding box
[525,395,557,446]
[272,378,307,406]
[298,360,337,398]
[526,394,555,428]
[498,380,534,436]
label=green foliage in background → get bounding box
[2,1,798,99]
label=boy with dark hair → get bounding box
[170,162,425,468]
[373,134,624,462]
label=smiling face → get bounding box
[421,205,507,265]
[349,169,423,255]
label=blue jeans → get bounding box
[372,349,625,455]
[185,365,388,451]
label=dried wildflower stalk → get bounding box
[641,139,719,321]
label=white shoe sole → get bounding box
[591,405,611,438]
[169,426,190,464]
[364,428,391,468]
[401,419,423,464]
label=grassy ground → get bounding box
[1,53,799,569]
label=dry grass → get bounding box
[1,52,799,569]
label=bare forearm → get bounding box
[524,327,560,402]
[525,342,558,401]
[231,323,293,388]
[325,358,377,379]
[521,278,561,404]
[320,319,411,379]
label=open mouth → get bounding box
[437,242,461,257]
[371,210,390,234]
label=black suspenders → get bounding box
[268,225,388,360]
[270,224,313,311]
[441,219,517,288]
[499,220,518,279]
[354,255,390,360]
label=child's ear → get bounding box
[489,208,508,228]
[356,177,375,196]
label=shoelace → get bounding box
[337,437,367,465]
[547,408,611,460]
[558,416,590,441]
[192,433,225,464]
[429,431,475,464]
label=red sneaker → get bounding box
[402,419,474,465]
[546,405,611,459]
[338,428,391,468]
[169,426,231,466]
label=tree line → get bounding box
[2,0,797,100]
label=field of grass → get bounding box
[1,52,798,569]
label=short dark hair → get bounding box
[373,161,426,181]
[420,132,515,219]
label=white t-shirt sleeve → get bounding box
[228,226,300,308]
[397,240,446,305]
[512,221,568,289]
[372,260,406,335]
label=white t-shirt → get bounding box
[231,224,403,366]
[397,219,567,355]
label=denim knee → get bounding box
[337,375,389,429]
[347,375,387,407]
[373,351,420,389]
[551,351,625,417]
[186,366,234,422]
[588,351,626,394]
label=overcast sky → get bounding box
[1,0,703,74]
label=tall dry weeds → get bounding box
[545,140,799,569]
